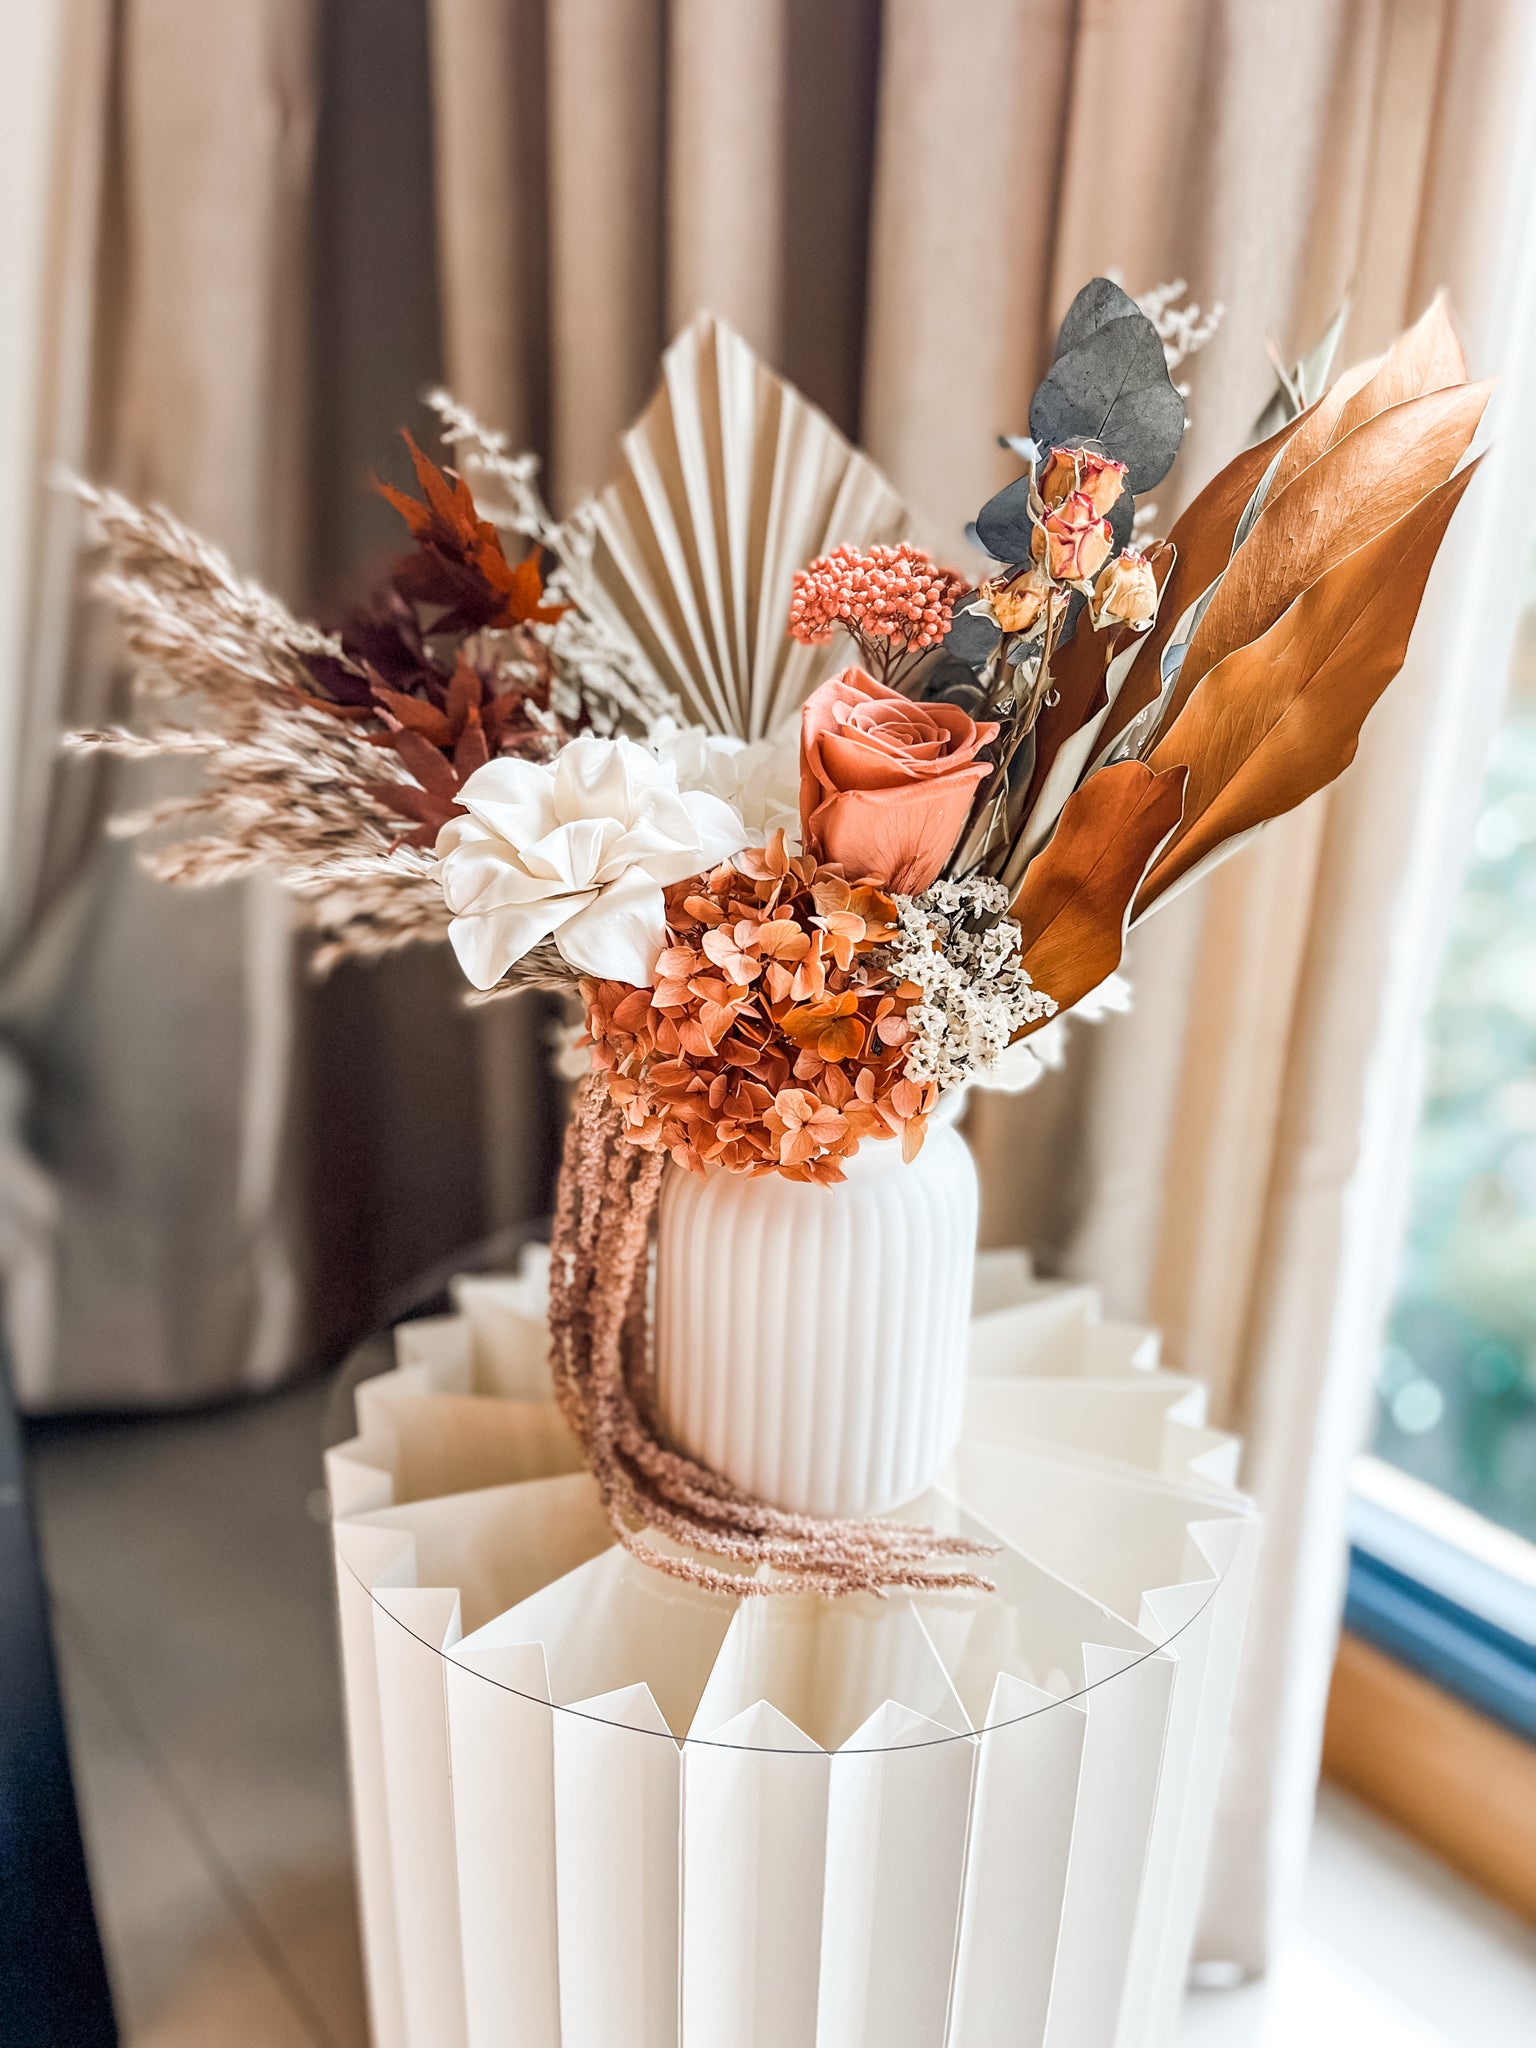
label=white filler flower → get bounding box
[436,735,749,988]
[650,720,801,847]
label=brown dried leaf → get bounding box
[1025,541,1175,816]
[1158,378,1490,736]
[1268,293,1467,499]
[1333,293,1466,435]
[1136,464,1477,912]
[1009,760,1188,1031]
[445,654,481,727]
[1098,409,1314,756]
[391,727,462,798]
[453,711,490,779]
[372,685,454,744]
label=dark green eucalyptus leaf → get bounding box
[1029,315,1186,491]
[943,608,1001,666]
[1107,489,1136,554]
[1053,277,1143,359]
[974,474,1036,563]
[918,656,991,716]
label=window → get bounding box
[1350,609,1536,1734]
[1328,609,1536,1916]
[1372,623,1536,1549]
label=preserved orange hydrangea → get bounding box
[581,831,936,1183]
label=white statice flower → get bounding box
[650,719,800,848]
[884,874,1056,1093]
[436,735,749,989]
[975,972,1135,1092]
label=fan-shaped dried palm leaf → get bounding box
[1010,759,1187,1030]
[1135,464,1477,912]
[586,313,924,741]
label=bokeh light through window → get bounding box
[1373,611,1536,1540]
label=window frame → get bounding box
[1344,1453,1536,1739]
[1324,1454,1536,1920]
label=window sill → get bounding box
[1324,1630,1536,1922]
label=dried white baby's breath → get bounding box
[1136,279,1225,375]
[886,874,1055,1092]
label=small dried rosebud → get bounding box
[1090,547,1159,629]
[1032,493,1114,585]
[981,564,1052,635]
[1038,446,1127,518]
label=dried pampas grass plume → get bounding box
[65,478,459,973]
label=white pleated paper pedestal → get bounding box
[326,1248,1258,2048]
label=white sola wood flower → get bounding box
[436,735,748,988]
[650,720,800,847]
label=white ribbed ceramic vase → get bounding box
[653,1093,978,1517]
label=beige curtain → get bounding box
[4,0,558,1409]
[9,0,1534,1977]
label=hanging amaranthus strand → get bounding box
[546,1077,996,1598]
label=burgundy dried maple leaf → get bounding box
[297,430,576,848]
[363,653,558,847]
[378,431,568,638]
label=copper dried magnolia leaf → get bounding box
[1010,760,1188,1032]
[1024,541,1174,818]
[1332,292,1466,440]
[1098,409,1313,757]
[1267,294,1468,499]
[1136,464,1477,912]
[1159,378,1490,734]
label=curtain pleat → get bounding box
[1049,0,1213,322]
[667,0,786,355]
[428,0,549,448]
[863,0,1072,543]
[1196,0,1536,1965]
[6,0,321,1406]
[546,0,664,506]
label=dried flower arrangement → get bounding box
[70,283,1486,1591]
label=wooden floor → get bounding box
[26,1373,1536,2048]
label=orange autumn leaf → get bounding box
[756,918,811,961]
[1027,540,1173,808]
[378,430,568,635]
[1098,409,1319,758]
[815,1014,867,1062]
[1136,464,1478,912]
[846,886,900,943]
[1159,377,1490,736]
[1009,760,1187,1032]
[781,992,866,1059]
[1266,293,1468,502]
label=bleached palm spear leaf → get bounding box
[587,313,922,740]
